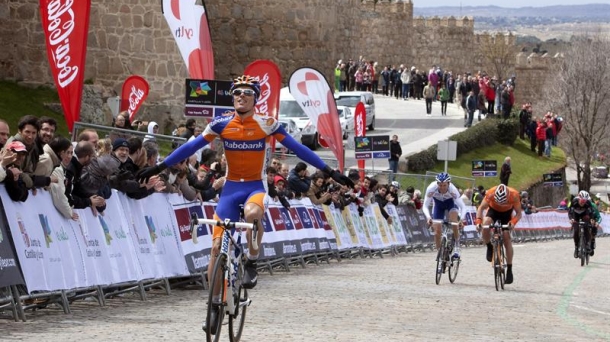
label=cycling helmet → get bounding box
[494,184,508,204]
[391,181,400,189]
[578,190,590,200]
[436,172,451,183]
[230,75,261,102]
[521,191,528,198]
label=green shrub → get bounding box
[496,118,519,146]
[406,119,499,173]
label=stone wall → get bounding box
[0,0,517,128]
[514,52,564,109]
[526,167,567,208]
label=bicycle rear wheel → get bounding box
[229,261,248,342]
[206,255,227,342]
[448,253,460,284]
[499,244,506,290]
[493,243,501,291]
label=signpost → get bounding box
[184,79,233,118]
[354,135,390,171]
[472,160,498,177]
[437,140,457,173]
[543,173,563,187]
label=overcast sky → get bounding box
[417,1,610,7]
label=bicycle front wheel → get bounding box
[448,254,460,284]
[435,244,444,285]
[493,243,501,291]
[499,244,506,290]
[229,261,249,342]
[579,230,586,267]
[206,255,227,342]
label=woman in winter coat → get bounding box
[536,120,547,157]
[46,137,79,220]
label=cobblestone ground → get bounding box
[1,238,609,341]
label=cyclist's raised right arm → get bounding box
[162,121,220,167]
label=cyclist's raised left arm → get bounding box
[273,127,328,171]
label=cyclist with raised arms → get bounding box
[475,184,522,285]
[569,190,599,257]
[137,75,354,333]
[422,173,467,260]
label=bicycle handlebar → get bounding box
[190,213,258,250]
[431,220,460,226]
[481,224,511,229]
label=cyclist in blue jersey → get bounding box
[422,173,467,259]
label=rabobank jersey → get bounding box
[422,182,466,220]
[163,112,327,182]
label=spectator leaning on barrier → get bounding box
[2,141,30,202]
[521,191,537,215]
[64,141,102,210]
[110,138,163,200]
[288,162,311,198]
[142,141,159,167]
[5,115,50,189]
[0,146,17,183]
[374,185,394,225]
[46,137,79,220]
[307,172,332,205]
[35,117,57,158]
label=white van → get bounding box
[334,91,376,131]
[278,87,320,149]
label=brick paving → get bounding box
[1,238,609,341]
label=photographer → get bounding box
[191,159,225,202]
[375,185,394,225]
[307,172,332,205]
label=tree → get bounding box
[540,36,610,192]
[478,32,516,80]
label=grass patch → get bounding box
[393,138,566,192]
[0,80,69,137]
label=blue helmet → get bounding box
[436,172,451,183]
[230,75,261,104]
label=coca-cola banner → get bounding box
[162,0,214,79]
[355,102,366,178]
[244,60,282,151]
[120,75,149,121]
[289,68,345,171]
[39,0,91,131]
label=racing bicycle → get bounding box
[576,220,591,267]
[432,220,461,285]
[190,213,258,342]
[482,221,510,291]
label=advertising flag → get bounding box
[120,75,149,121]
[39,0,91,131]
[162,0,215,79]
[355,102,366,179]
[289,68,345,171]
[244,60,282,151]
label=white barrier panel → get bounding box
[323,204,353,250]
[362,205,385,249]
[384,205,408,246]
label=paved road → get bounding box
[314,95,471,171]
[2,238,608,341]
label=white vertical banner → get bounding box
[384,204,408,246]
[348,203,371,248]
[372,203,395,246]
[362,205,385,249]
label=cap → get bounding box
[6,141,27,153]
[274,175,286,185]
[112,138,129,151]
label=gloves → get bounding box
[474,218,482,226]
[137,163,167,183]
[357,206,364,217]
[323,166,354,188]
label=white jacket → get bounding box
[49,165,74,219]
[0,164,6,182]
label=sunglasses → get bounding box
[231,89,256,97]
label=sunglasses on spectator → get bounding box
[231,89,256,97]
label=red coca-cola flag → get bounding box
[120,75,150,121]
[354,102,367,180]
[39,0,92,131]
[244,60,282,151]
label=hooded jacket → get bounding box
[34,144,61,177]
[143,121,158,143]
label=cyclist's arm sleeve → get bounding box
[421,183,434,220]
[162,133,215,167]
[273,126,327,171]
[452,185,467,219]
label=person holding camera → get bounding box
[307,172,333,205]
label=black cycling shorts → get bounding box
[486,207,513,227]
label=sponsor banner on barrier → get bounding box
[362,205,385,249]
[0,197,24,287]
[372,203,395,246]
[461,206,481,240]
[396,205,434,246]
[384,205,408,246]
[169,199,215,273]
[323,204,352,250]
[0,187,86,292]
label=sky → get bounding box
[417,1,610,7]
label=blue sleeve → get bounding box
[274,125,328,171]
[163,135,210,167]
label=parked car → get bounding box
[278,87,313,147]
[275,118,302,152]
[592,166,608,179]
[334,91,376,131]
[300,105,352,147]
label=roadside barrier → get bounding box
[0,185,607,321]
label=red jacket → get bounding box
[536,123,547,140]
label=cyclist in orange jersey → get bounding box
[475,184,522,285]
[137,75,354,333]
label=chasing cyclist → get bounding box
[422,173,467,261]
[568,190,600,257]
[137,75,353,333]
[475,184,522,285]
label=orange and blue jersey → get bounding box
[163,112,329,239]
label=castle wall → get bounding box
[0,0,518,126]
[514,52,563,109]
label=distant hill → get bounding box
[413,4,610,19]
